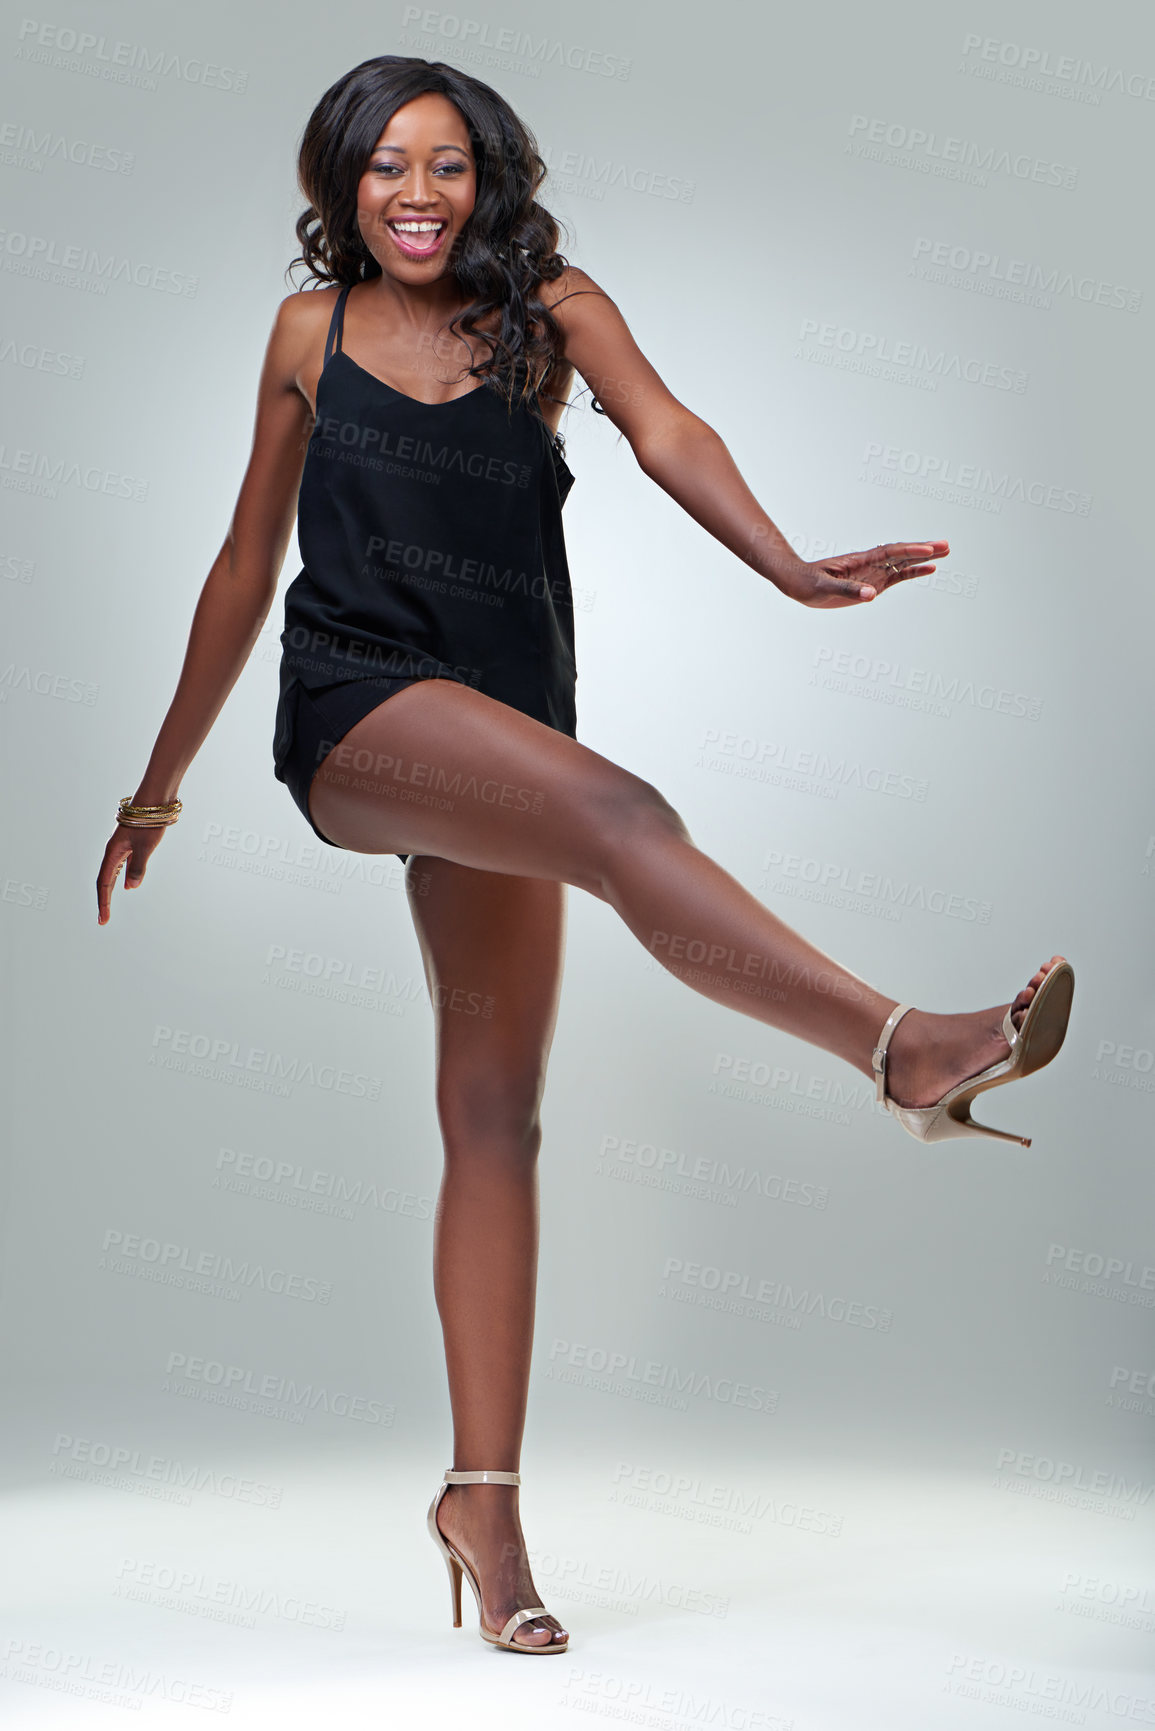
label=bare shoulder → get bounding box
[265,284,342,408]
[272,284,339,358]
[539,264,616,321]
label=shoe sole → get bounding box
[1013,960,1075,1079]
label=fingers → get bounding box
[813,540,950,605]
[97,849,127,925]
[837,541,947,573]
[96,833,147,925]
[884,540,950,558]
[813,569,879,602]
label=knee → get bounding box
[584,774,690,889]
[437,1067,544,1164]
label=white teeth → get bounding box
[391,221,444,233]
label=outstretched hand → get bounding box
[775,540,950,609]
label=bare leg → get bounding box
[408,855,568,1649]
[311,682,1064,1102]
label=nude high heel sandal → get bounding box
[871,960,1075,1147]
[427,1469,570,1654]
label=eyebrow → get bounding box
[371,143,470,155]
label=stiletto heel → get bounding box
[426,1468,570,1654]
[441,1549,463,1626]
[872,960,1074,1147]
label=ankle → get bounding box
[440,1481,523,1531]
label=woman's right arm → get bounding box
[96,292,318,926]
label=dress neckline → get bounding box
[333,347,489,412]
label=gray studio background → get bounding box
[2,0,1153,1726]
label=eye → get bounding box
[368,161,468,176]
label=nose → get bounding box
[398,164,439,207]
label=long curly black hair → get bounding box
[290,55,577,421]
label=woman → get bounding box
[96,56,1074,1654]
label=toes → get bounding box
[514,1617,566,1647]
[1009,957,1065,1029]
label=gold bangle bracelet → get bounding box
[118,795,182,827]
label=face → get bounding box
[356,92,477,278]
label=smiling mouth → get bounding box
[386,219,448,258]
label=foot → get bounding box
[882,955,1067,1110]
[435,1483,568,1650]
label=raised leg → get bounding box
[311,681,1062,1104]
[408,853,568,1650]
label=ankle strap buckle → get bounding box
[872,1003,913,1104]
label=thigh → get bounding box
[308,680,680,893]
[406,853,566,1138]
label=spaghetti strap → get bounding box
[322,283,351,369]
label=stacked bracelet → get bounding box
[118,796,182,828]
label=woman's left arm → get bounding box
[545,267,947,609]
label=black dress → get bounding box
[272,283,578,858]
